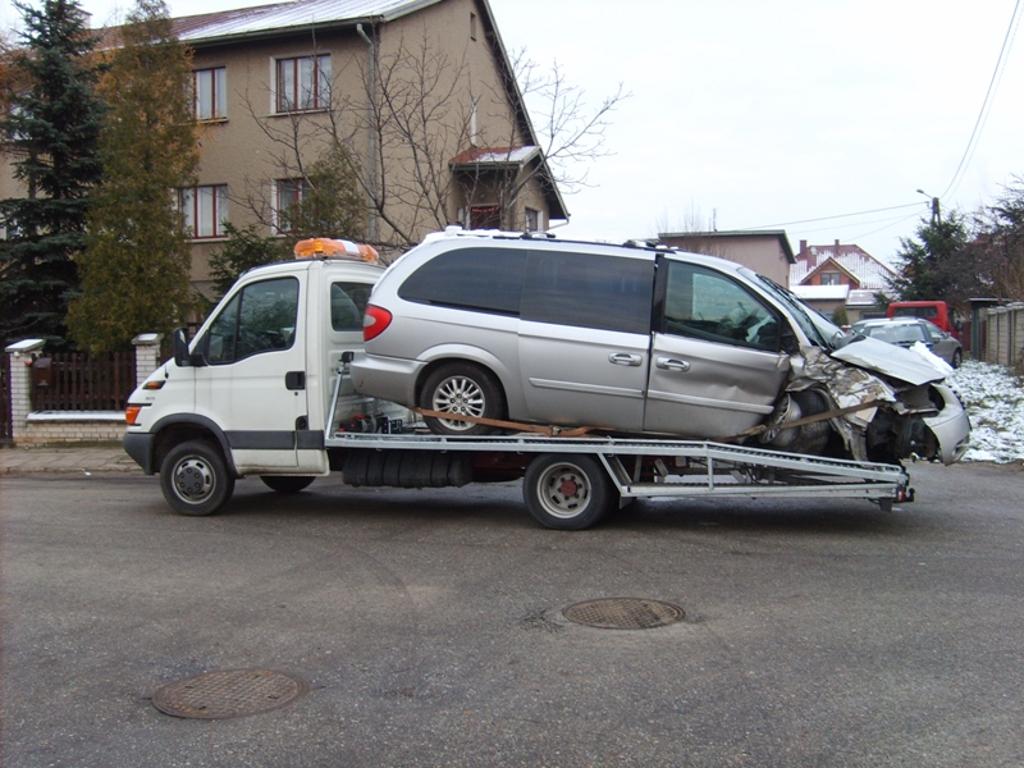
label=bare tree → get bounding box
[235,26,627,251]
[655,202,717,239]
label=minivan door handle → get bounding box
[608,352,643,367]
[285,371,306,390]
[656,357,691,372]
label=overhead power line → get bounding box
[849,210,926,242]
[940,0,1023,200]
[742,202,922,230]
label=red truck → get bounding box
[886,301,959,336]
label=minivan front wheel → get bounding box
[420,362,505,436]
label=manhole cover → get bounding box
[152,668,307,719]
[562,598,684,630]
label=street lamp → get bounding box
[916,188,941,224]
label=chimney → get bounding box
[834,238,840,249]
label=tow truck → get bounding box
[123,237,913,530]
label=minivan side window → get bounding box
[331,281,372,331]
[521,251,654,334]
[399,247,526,315]
[203,277,299,364]
[662,262,780,352]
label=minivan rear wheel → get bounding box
[420,362,505,436]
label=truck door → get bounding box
[193,274,306,470]
[644,258,789,439]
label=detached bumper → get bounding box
[923,383,971,464]
[123,431,157,474]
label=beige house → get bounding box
[2,0,567,296]
[657,230,795,285]
[789,239,897,322]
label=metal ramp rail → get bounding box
[324,363,911,509]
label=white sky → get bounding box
[3,0,1023,262]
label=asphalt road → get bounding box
[2,462,1023,768]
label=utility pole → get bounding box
[917,188,941,224]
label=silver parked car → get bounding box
[850,317,963,368]
[352,229,970,465]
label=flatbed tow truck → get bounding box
[123,237,914,530]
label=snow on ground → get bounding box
[948,360,1024,464]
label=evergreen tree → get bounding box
[0,0,104,348]
[279,147,366,241]
[887,212,982,306]
[67,0,198,352]
[208,222,290,300]
[973,177,1024,299]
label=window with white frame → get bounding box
[275,178,310,232]
[819,271,842,286]
[193,67,227,120]
[178,184,229,239]
[275,54,331,113]
[524,207,540,232]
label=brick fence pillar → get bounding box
[132,333,164,386]
[5,339,45,444]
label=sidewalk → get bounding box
[0,444,140,475]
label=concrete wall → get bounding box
[21,416,126,445]
[981,303,1024,371]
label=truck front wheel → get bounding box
[159,440,235,516]
[523,454,616,530]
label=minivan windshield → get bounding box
[744,270,848,350]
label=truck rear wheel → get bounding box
[160,440,235,516]
[260,476,315,493]
[523,454,616,530]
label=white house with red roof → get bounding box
[789,239,897,322]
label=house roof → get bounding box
[790,284,850,302]
[846,289,880,307]
[450,146,541,166]
[658,229,796,264]
[802,256,863,287]
[168,0,444,43]
[449,145,565,220]
[790,243,895,290]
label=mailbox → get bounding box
[31,356,53,388]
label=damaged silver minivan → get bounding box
[352,229,969,464]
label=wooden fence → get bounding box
[31,350,136,411]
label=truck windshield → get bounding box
[744,270,847,350]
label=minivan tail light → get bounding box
[363,305,393,341]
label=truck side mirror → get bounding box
[172,328,192,367]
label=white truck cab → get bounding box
[123,239,404,514]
